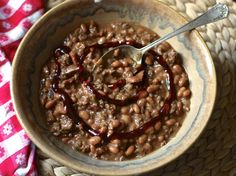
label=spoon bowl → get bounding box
[94,45,143,69]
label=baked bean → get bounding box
[172,64,182,74]
[121,59,129,67]
[89,136,101,145]
[177,87,186,98]
[143,143,152,153]
[168,127,173,135]
[117,36,125,43]
[107,32,114,40]
[71,37,77,43]
[154,121,162,131]
[158,135,164,142]
[145,110,151,119]
[137,98,146,107]
[166,119,176,126]
[87,119,94,125]
[109,145,119,154]
[90,145,96,153]
[135,64,142,70]
[165,134,169,139]
[122,23,130,29]
[183,99,190,107]
[120,30,127,35]
[44,79,52,90]
[96,148,104,155]
[121,114,132,124]
[126,70,144,83]
[111,119,120,128]
[111,139,121,145]
[125,57,133,65]
[136,27,144,34]
[79,110,90,120]
[175,122,180,128]
[63,65,79,75]
[179,77,187,87]
[154,66,163,74]
[157,42,171,54]
[138,134,148,144]
[91,124,100,131]
[129,123,137,131]
[53,103,66,116]
[125,146,135,156]
[174,75,180,85]
[147,69,154,78]
[98,90,105,96]
[98,36,106,44]
[162,125,168,131]
[121,106,129,114]
[43,66,49,75]
[138,90,148,98]
[99,126,108,133]
[183,89,191,97]
[170,103,177,114]
[89,20,97,33]
[117,67,124,74]
[133,104,140,114]
[78,34,87,41]
[145,104,152,112]
[45,99,57,109]
[69,51,78,65]
[80,23,87,33]
[146,97,155,105]
[145,55,154,65]
[103,85,109,94]
[128,106,134,113]
[124,67,132,72]
[147,85,158,93]
[98,29,104,37]
[152,77,160,85]
[126,27,133,33]
[151,109,158,117]
[161,141,167,147]
[60,116,73,131]
[62,137,70,143]
[46,111,55,122]
[145,126,154,134]
[177,101,183,111]
[185,106,190,112]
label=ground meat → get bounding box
[40,21,191,161]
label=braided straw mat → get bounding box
[37,0,236,175]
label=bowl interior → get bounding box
[11,0,216,175]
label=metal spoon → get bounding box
[93,3,229,70]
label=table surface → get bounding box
[37,0,236,176]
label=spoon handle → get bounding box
[140,3,229,54]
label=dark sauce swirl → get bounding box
[52,41,175,143]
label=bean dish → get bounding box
[40,21,191,161]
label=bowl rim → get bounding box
[11,0,217,175]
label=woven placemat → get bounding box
[37,0,236,175]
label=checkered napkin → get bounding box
[0,0,44,175]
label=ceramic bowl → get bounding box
[11,0,216,175]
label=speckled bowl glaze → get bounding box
[11,0,216,175]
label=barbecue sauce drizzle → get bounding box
[52,41,175,143]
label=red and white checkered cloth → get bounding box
[0,0,44,175]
